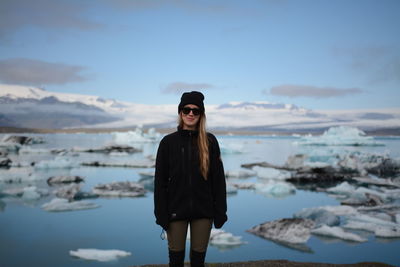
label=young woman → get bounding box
[154,91,227,267]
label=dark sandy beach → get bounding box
[136,259,394,267]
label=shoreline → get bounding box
[136,259,394,267]
[0,126,399,136]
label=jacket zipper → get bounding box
[188,131,193,215]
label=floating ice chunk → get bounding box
[327,182,356,195]
[2,135,44,145]
[0,168,40,183]
[343,221,400,238]
[226,185,238,195]
[311,225,367,242]
[42,198,99,212]
[375,227,400,238]
[92,181,146,197]
[343,221,377,233]
[295,126,382,146]
[73,145,141,154]
[69,248,131,262]
[247,218,315,244]
[138,170,155,178]
[219,142,244,154]
[47,176,84,185]
[352,177,400,188]
[55,184,82,200]
[3,186,48,200]
[225,169,256,178]
[209,229,247,249]
[253,166,291,180]
[321,205,358,216]
[346,213,399,228]
[0,157,12,168]
[326,182,387,201]
[255,181,295,198]
[0,142,21,152]
[82,159,155,168]
[18,147,51,154]
[186,229,246,250]
[35,157,79,169]
[228,182,256,190]
[22,186,48,200]
[112,127,161,144]
[294,207,340,227]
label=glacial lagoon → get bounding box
[0,128,399,267]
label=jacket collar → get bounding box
[177,126,199,137]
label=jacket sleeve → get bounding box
[209,134,228,229]
[154,137,169,230]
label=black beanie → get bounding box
[178,91,205,114]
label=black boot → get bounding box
[169,250,185,267]
[190,250,206,267]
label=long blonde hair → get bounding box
[179,113,209,180]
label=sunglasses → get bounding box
[181,107,201,116]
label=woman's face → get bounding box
[181,104,201,130]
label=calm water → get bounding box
[0,133,399,267]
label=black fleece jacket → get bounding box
[154,128,227,230]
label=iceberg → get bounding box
[92,181,146,197]
[73,145,142,154]
[320,205,358,216]
[293,207,340,227]
[228,182,256,190]
[219,142,245,154]
[254,181,296,198]
[327,181,389,203]
[82,159,155,168]
[138,170,155,178]
[186,229,247,250]
[209,229,247,250]
[343,221,400,238]
[247,218,315,244]
[69,248,131,262]
[55,184,82,200]
[35,157,79,169]
[253,166,291,180]
[311,225,367,242]
[2,135,44,145]
[225,169,256,178]
[47,175,84,185]
[3,186,48,200]
[42,198,99,212]
[0,168,40,183]
[0,157,12,168]
[295,126,383,146]
[112,126,161,144]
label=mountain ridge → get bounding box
[1,84,399,131]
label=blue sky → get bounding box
[0,0,399,109]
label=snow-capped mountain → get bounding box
[1,84,399,132]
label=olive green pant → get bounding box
[167,218,213,253]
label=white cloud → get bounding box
[0,58,89,86]
[0,0,101,42]
[267,85,363,98]
[162,81,214,94]
[333,46,400,85]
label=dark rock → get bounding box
[47,176,85,185]
[0,158,11,168]
[367,158,400,178]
